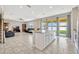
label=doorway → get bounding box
[22,24,26,32]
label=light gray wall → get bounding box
[71,7,78,42]
[4,20,22,32]
[24,19,41,30]
[71,7,79,53]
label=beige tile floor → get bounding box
[0,32,76,54]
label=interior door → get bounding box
[58,17,68,37]
[22,24,26,32]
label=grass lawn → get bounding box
[59,30,67,34]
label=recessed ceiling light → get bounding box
[49,6,53,8]
[32,11,34,14]
[19,6,23,8]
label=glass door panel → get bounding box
[59,22,67,26]
[58,17,68,37]
[48,23,52,32]
[59,27,67,36]
[47,21,57,36]
[41,19,47,33]
[52,27,57,36]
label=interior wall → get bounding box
[4,20,22,32]
[33,19,41,30]
[25,19,41,30]
[25,21,34,29]
[4,19,41,32]
[71,7,78,42]
[71,6,79,53]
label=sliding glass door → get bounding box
[58,17,68,37]
[48,22,57,36]
[47,16,68,37]
[41,15,69,39]
[41,19,47,33]
[47,18,57,37]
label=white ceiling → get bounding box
[1,5,76,21]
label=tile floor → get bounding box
[0,32,76,54]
